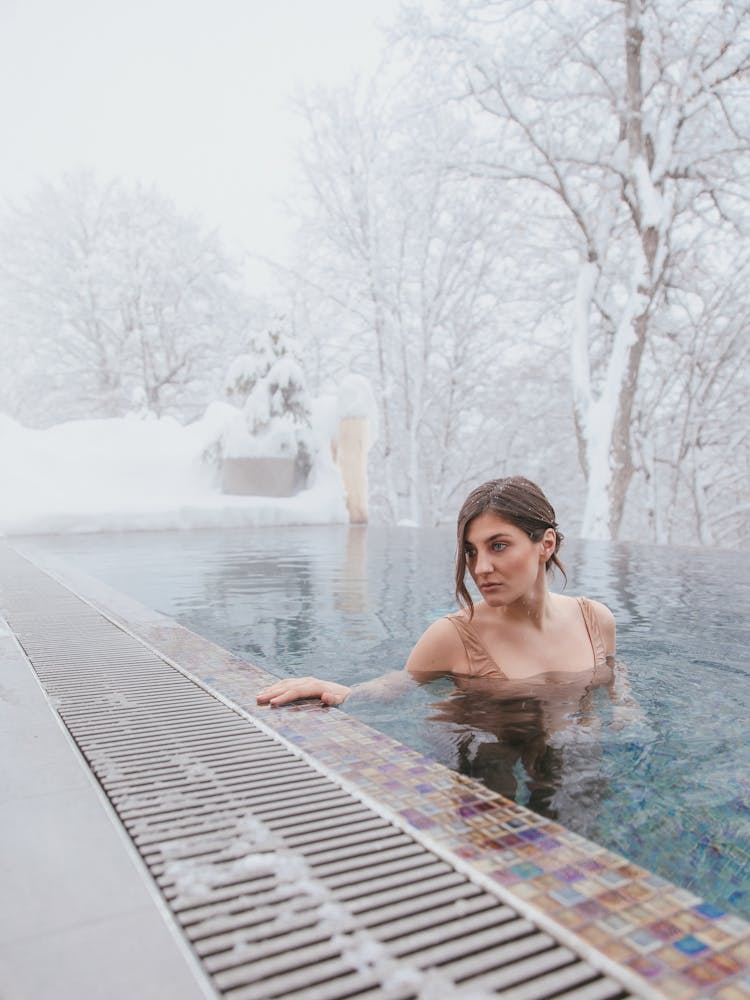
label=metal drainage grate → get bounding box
[0,546,639,1000]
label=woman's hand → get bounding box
[256,676,352,707]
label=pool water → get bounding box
[26,524,750,919]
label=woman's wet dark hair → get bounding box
[455,476,566,617]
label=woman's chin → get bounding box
[480,587,508,604]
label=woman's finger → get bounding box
[257,677,323,704]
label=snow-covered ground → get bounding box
[0,406,348,535]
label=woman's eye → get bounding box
[492,542,506,551]
[465,548,476,559]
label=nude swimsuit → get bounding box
[444,597,609,680]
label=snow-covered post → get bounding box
[336,374,376,523]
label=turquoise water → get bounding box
[27,525,750,918]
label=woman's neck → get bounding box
[484,579,554,629]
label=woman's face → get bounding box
[463,511,553,606]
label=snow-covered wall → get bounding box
[0,406,347,535]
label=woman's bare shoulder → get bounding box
[406,614,469,680]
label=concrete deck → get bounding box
[1,539,749,1000]
[0,620,213,999]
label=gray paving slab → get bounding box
[0,633,91,799]
[0,631,214,1000]
[0,908,209,1000]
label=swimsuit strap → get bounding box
[576,597,607,672]
[444,613,507,677]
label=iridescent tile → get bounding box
[597,912,633,935]
[490,868,520,886]
[648,920,683,941]
[578,858,607,873]
[534,837,562,853]
[717,914,750,937]
[673,910,712,934]
[696,925,736,950]
[479,838,507,852]
[597,890,630,911]
[549,886,587,906]
[511,881,543,900]
[591,937,636,964]
[575,899,609,920]
[511,861,544,879]
[534,874,561,892]
[618,863,646,879]
[516,841,548,857]
[621,881,654,903]
[627,928,663,953]
[645,895,680,917]
[552,906,586,929]
[474,801,496,812]
[628,953,667,976]
[554,865,585,883]
[519,827,546,842]
[671,888,704,907]
[398,809,435,830]
[578,924,611,948]
[597,869,630,888]
[673,934,710,955]
[654,944,695,971]
[622,903,653,926]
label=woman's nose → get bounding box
[474,549,493,574]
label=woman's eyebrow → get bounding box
[467,531,513,545]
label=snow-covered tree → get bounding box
[628,244,750,546]
[287,73,573,524]
[403,0,750,539]
[0,170,250,425]
[224,317,314,483]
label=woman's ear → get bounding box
[539,527,557,561]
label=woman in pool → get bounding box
[256,476,616,708]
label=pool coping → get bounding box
[5,538,750,1000]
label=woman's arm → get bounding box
[256,670,426,707]
[256,616,466,707]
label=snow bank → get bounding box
[0,408,347,535]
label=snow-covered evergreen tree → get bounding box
[224,317,314,483]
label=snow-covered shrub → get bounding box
[223,318,314,485]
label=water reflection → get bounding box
[420,670,610,836]
[24,525,750,918]
[334,526,369,614]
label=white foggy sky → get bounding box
[0,0,400,280]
